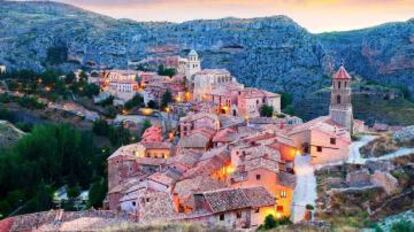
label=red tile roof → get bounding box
[195,186,275,213]
[334,66,352,80]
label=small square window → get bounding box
[330,138,336,145]
[132,201,136,206]
[255,208,260,213]
[236,212,242,218]
[219,214,225,221]
[256,174,261,180]
[317,146,323,152]
[146,198,150,202]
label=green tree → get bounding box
[65,72,76,84]
[391,220,414,232]
[259,104,274,117]
[147,100,159,109]
[161,89,173,109]
[157,64,177,77]
[281,92,293,109]
[141,120,152,137]
[79,71,88,82]
[124,94,144,110]
[263,215,277,229]
[83,84,100,98]
[88,178,107,208]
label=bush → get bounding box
[88,177,107,208]
[259,104,274,117]
[306,204,315,210]
[391,220,414,232]
[261,215,292,230]
[147,100,159,109]
[124,94,144,110]
[157,64,177,77]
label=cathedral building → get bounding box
[329,66,354,132]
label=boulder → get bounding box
[370,171,399,195]
[346,169,371,187]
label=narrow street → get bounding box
[291,155,317,223]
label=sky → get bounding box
[53,0,414,33]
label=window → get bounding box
[277,205,284,212]
[338,81,341,89]
[317,146,323,152]
[255,208,260,213]
[146,198,150,202]
[336,95,341,104]
[132,201,136,206]
[330,138,336,145]
[256,174,261,180]
[219,214,225,221]
[280,190,287,198]
[236,211,242,218]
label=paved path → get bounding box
[291,155,317,223]
[348,135,414,164]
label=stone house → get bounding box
[100,70,140,102]
[191,186,276,228]
[237,88,281,118]
[193,69,233,101]
[179,112,220,137]
[288,116,351,165]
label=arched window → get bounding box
[338,81,341,89]
[336,95,341,104]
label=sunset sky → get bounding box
[55,0,414,33]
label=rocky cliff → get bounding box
[0,1,413,123]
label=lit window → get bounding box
[280,191,287,198]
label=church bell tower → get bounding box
[329,66,353,132]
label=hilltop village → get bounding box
[2,47,413,231]
[99,50,365,228]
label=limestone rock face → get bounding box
[393,126,414,144]
[1,2,413,122]
[370,171,399,195]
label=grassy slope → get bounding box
[353,94,414,126]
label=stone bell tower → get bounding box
[329,65,353,132]
[185,49,201,81]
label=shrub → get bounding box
[124,94,144,110]
[391,220,414,232]
[259,104,273,117]
[262,215,292,230]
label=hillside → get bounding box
[0,1,413,124]
[0,120,25,149]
